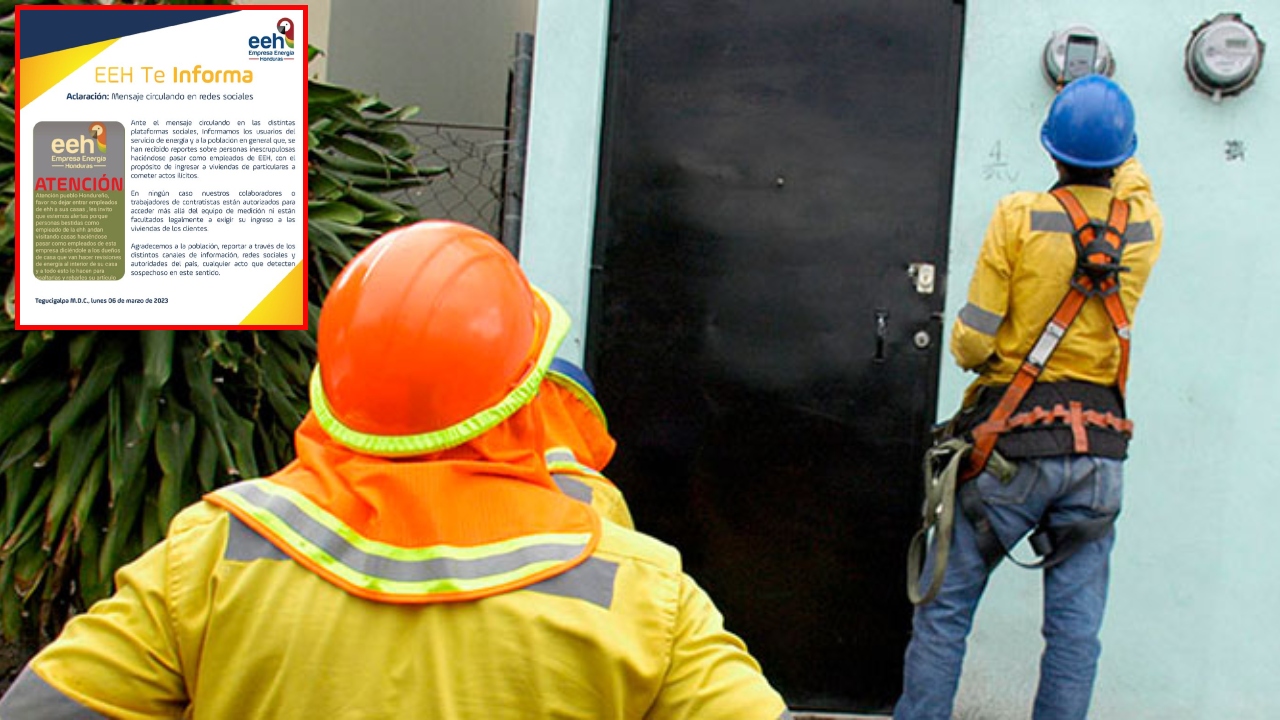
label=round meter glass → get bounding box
[1186,14,1263,95]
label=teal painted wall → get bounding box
[948,3,1279,718]
[519,0,610,364]
[521,1,1280,716]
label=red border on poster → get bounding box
[13,4,310,330]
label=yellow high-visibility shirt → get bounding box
[951,158,1163,403]
[1,501,789,720]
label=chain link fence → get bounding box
[383,34,533,251]
[384,120,512,240]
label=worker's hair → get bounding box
[1058,161,1115,186]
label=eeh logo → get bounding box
[248,17,297,58]
[89,123,106,152]
[277,17,294,49]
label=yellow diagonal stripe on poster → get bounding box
[20,39,118,110]
[240,262,305,326]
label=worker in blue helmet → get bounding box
[896,75,1163,720]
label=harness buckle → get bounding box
[1071,221,1130,297]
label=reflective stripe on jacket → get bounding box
[547,446,636,529]
[951,157,1163,403]
[0,501,789,720]
[209,478,599,602]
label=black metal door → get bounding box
[588,1,963,712]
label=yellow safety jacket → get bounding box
[1,414,787,720]
[952,157,1163,404]
[2,503,787,720]
[537,367,635,529]
[547,446,636,530]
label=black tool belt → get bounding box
[952,380,1130,460]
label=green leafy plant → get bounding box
[0,6,445,646]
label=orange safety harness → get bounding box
[961,187,1134,483]
[909,187,1139,603]
[952,187,1136,577]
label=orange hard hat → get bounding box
[311,220,569,456]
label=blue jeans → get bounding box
[895,455,1123,720]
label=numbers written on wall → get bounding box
[982,141,1020,183]
[1224,139,1246,162]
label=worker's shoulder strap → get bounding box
[1051,187,1131,295]
[1050,188,1134,397]
[962,189,1133,482]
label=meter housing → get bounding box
[1185,13,1264,100]
[1043,26,1115,88]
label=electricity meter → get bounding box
[1185,13,1264,100]
[1043,26,1114,88]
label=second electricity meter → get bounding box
[1185,13,1264,99]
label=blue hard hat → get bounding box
[548,356,597,398]
[1040,75,1137,169]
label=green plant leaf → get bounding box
[43,414,107,550]
[67,454,105,542]
[0,374,64,448]
[0,330,54,385]
[308,200,364,225]
[307,81,359,108]
[155,399,195,530]
[46,334,124,452]
[2,459,35,540]
[0,479,51,561]
[0,423,41,476]
[11,537,48,601]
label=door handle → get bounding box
[874,309,889,362]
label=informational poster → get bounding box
[15,6,307,329]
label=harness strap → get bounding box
[906,438,969,605]
[972,402,1134,443]
[962,190,1130,482]
[956,475,1119,573]
[1053,188,1133,397]
[1028,514,1117,569]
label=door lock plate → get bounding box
[908,262,936,295]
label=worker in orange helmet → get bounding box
[0,221,790,719]
[537,356,635,529]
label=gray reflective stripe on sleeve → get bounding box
[1124,220,1154,244]
[545,448,578,465]
[1031,211,1153,244]
[0,666,107,719]
[523,557,618,609]
[225,483,584,584]
[224,515,289,562]
[1031,210,1075,234]
[552,474,595,504]
[958,303,1003,336]
[779,711,794,720]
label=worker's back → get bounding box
[0,221,789,720]
[10,482,786,720]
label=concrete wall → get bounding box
[520,0,1280,716]
[323,0,538,238]
[324,0,536,125]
